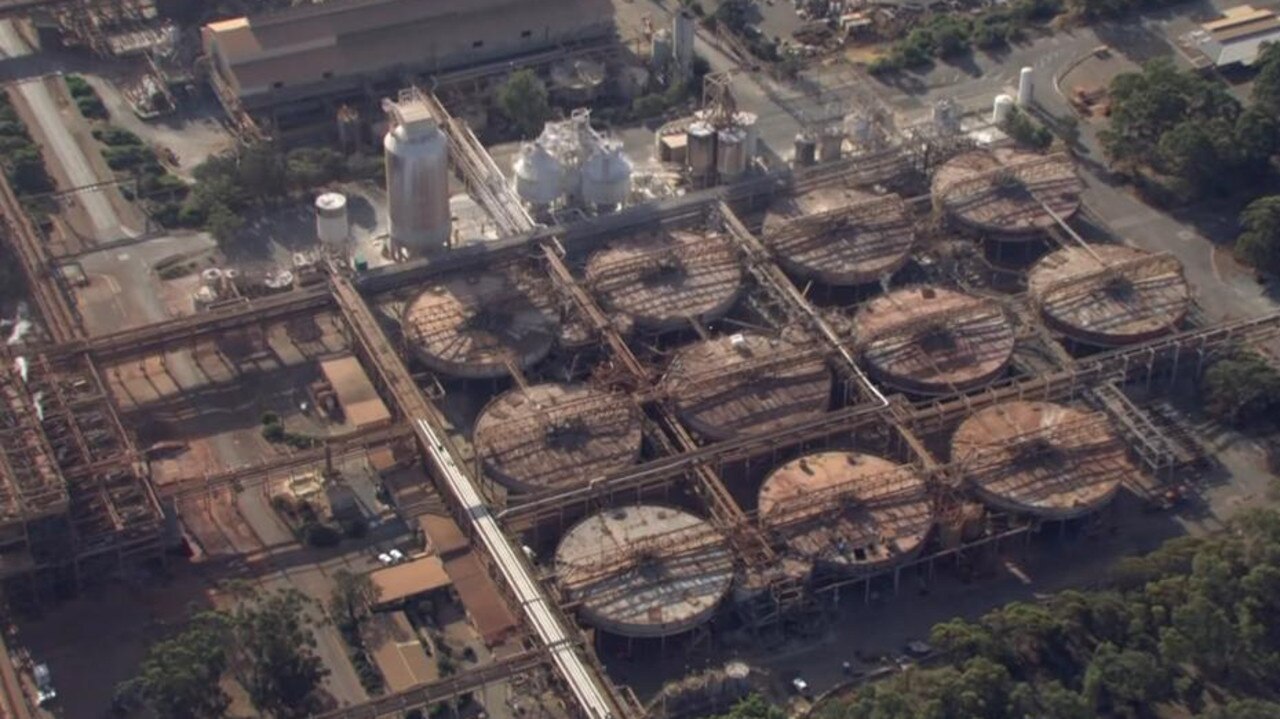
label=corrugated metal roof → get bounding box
[366,610,435,692]
[1201,25,1280,65]
[444,551,519,646]
[319,354,391,430]
[370,555,452,606]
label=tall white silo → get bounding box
[383,97,451,255]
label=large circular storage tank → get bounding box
[759,451,933,572]
[581,140,632,209]
[761,189,914,285]
[585,230,743,331]
[473,384,644,493]
[951,401,1133,519]
[384,107,451,255]
[514,142,562,207]
[402,272,559,379]
[854,286,1015,395]
[663,332,832,440]
[932,149,1081,239]
[1028,245,1190,347]
[555,505,733,637]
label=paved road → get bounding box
[0,20,119,239]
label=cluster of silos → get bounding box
[382,95,451,256]
[793,123,849,168]
[683,112,759,184]
[513,109,633,212]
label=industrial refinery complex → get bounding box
[0,0,1277,718]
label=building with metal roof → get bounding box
[202,0,615,110]
[1186,5,1280,67]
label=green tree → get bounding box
[238,142,289,200]
[498,70,550,139]
[329,569,380,631]
[712,694,785,719]
[1237,195,1280,273]
[229,589,328,718]
[1200,699,1280,719]
[117,612,232,719]
[286,147,345,190]
[205,202,243,243]
[1251,43,1280,113]
[1201,349,1280,425]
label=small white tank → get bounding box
[514,142,562,207]
[315,192,350,247]
[200,268,223,294]
[581,140,632,209]
[716,127,747,180]
[1018,67,1034,107]
[992,94,1016,124]
[383,97,451,256]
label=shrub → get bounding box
[261,422,286,443]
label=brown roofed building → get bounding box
[202,0,616,110]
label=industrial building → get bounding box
[202,0,615,112]
[7,51,1280,717]
[1187,5,1280,67]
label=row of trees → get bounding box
[1201,347,1280,426]
[162,144,380,242]
[809,508,1280,718]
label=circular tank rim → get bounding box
[758,451,934,573]
[761,191,915,286]
[473,383,644,493]
[933,150,1082,241]
[555,504,734,638]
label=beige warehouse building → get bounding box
[202,0,616,111]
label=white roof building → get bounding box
[1189,5,1280,67]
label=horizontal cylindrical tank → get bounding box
[473,384,644,493]
[663,331,832,440]
[555,505,733,637]
[952,401,1132,519]
[687,121,717,180]
[585,229,743,331]
[384,99,451,255]
[1028,244,1191,346]
[759,451,934,572]
[581,140,632,209]
[514,142,562,207]
[992,94,1015,124]
[716,127,747,181]
[315,192,350,247]
[854,286,1015,395]
[402,272,559,379]
[932,149,1082,240]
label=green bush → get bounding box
[261,411,280,426]
[77,97,108,120]
[261,422,286,443]
[1003,108,1053,149]
[93,126,143,147]
[64,74,94,99]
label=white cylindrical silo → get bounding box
[687,121,717,181]
[514,142,562,207]
[383,98,451,256]
[652,29,673,71]
[716,127,747,180]
[200,268,223,294]
[315,192,350,248]
[673,10,696,77]
[1017,67,1034,107]
[581,140,632,209]
[992,94,1015,124]
[734,111,759,161]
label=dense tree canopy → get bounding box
[1201,348,1280,426]
[1237,195,1280,274]
[812,509,1280,719]
[498,70,551,139]
[123,588,328,719]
